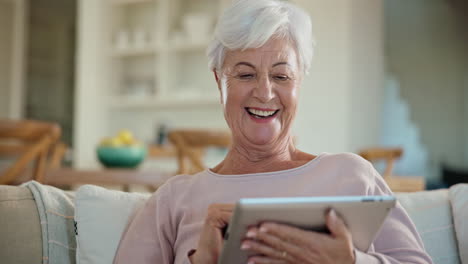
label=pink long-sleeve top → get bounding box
[114,152,433,264]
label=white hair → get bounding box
[207,0,314,74]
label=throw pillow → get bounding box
[74,185,151,264]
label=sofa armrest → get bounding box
[449,184,468,263]
[0,185,42,264]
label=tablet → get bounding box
[218,195,396,264]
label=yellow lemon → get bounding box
[99,137,114,146]
[109,137,124,147]
[118,130,134,145]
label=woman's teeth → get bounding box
[246,108,278,118]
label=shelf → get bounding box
[108,95,220,109]
[110,0,156,6]
[170,41,210,52]
[111,45,161,57]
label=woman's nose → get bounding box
[252,74,275,102]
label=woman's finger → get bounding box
[206,204,234,214]
[205,204,234,228]
[207,211,233,229]
[241,239,295,262]
[325,209,351,239]
[219,211,233,223]
[259,222,329,248]
[216,204,235,211]
[242,240,279,258]
[246,229,302,260]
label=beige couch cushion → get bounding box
[0,185,42,264]
[449,184,468,264]
[75,185,150,264]
[397,189,461,264]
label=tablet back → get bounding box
[218,196,396,264]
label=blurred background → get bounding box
[1,0,467,189]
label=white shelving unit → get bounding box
[110,45,160,57]
[106,0,228,109]
[74,0,230,169]
[111,0,155,5]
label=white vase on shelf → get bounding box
[122,78,155,100]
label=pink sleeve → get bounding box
[114,185,175,264]
[356,165,433,264]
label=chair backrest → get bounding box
[358,147,403,179]
[168,129,231,175]
[0,119,63,184]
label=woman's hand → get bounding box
[242,210,355,264]
[190,204,234,264]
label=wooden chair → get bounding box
[358,147,425,192]
[168,129,231,174]
[359,147,403,179]
[0,119,64,184]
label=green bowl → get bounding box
[96,146,147,168]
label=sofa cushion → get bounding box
[396,189,461,264]
[74,185,150,264]
[0,185,42,264]
[449,184,468,264]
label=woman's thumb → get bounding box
[325,209,349,238]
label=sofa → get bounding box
[0,181,467,264]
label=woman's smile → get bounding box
[245,107,280,123]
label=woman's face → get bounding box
[216,37,302,146]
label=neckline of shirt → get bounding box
[206,152,328,178]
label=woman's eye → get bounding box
[273,75,289,81]
[238,74,255,80]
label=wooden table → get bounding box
[148,145,177,158]
[44,168,174,191]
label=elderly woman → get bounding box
[115,1,432,263]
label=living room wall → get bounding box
[293,0,384,155]
[385,0,468,181]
